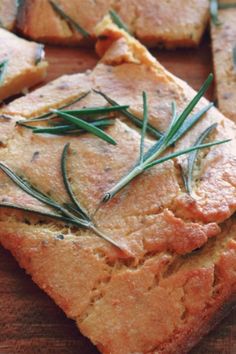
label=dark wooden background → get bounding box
[0,34,235,353]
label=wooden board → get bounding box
[0,34,235,354]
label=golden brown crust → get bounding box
[0,28,48,101]
[211,7,236,122]
[0,217,235,354]
[0,0,18,30]
[0,20,235,354]
[16,0,209,48]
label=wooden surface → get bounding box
[0,34,235,354]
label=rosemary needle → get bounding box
[52,110,117,145]
[21,119,115,135]
[233,45,236,72]
[210,0,221,26]
[183,123,218,195]
[35,44,45,65]
[61,143,91,221]
[20,91,91,122]
[0,59,8,85]
[49,0,89,37]
[93,89,163,139]
[109,10,130,34]
[139,92,148,164]
[101,75,230,203]
[0,145,124,252]
[62,104,129,116]
[210,1,236,25]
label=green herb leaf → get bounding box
[49,0,89,37]
[0,59,8,86]
[27,118,114,135]
[93,89,163,139]
[0,202,75,225]
[61,143,90,220]
[17,91,91,123]
[101,74,230,203]
[139,92,148,164]
[0,162,64,213]
[210,0,221,26]
[169,102,214,146]
[163,73,213,147]
[62,104,129,116]
[53,110,117,145]
[144,138,229,170]
[109,9,130,33]
[35,44,45,65]
[0,150,125,252]
[233,45,236,72]
[184,123,217,195]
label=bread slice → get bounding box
[0,20,235,354]
[211,4,236,122]
[0,28,48,101]
[0,0,18,30]
[16,0,209,48]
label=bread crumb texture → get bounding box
[211,6,236,122]
[0,20,235,354]
[0,28,48,101]
[0,0,18,30]
[17,0,209,48]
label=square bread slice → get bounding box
[0,0,18,30]
[211,4,236,121]
[16,0,209,48]
[0,20,236,354]
[0,28,48,101]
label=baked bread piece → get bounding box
[0,0,18,30]
[17,0,209,48]
[211,4,236,122]
[0,21,236,354]
[0,28,48,101]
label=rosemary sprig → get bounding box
[23,91,91,122]
[17,99,128,143]
[61,143,89,220]
[30,119,114,135]
[49,0,89,37]
[101,75,230,202]
[0,59,8,85]
[93,89,163,139]
[0,144,124,251]
[62,104,129,116]
[109,10,130,33]
[52,110,117,145]
[183,123,217,195]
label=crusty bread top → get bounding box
[0,20,235,354]
[0,18,236,259]
[16,0,209,48]
[211,6,236,122]
[0,0,18,30]
[0,28,48,101]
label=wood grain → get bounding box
[0,34,235,354]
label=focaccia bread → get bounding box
[0,20,236,354]
[0,28,48,101]
[211,4,236,122]
[17,0,209,48]
[0,0,18,30]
